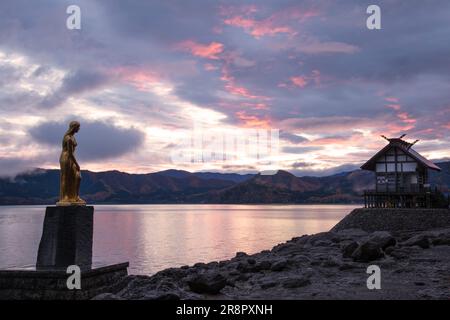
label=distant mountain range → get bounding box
[1,161,449,205]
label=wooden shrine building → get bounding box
[361,135,441,208]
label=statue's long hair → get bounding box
[65,121,80,136]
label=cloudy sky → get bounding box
[1,0,449,177]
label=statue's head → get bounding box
[68,121,80,134]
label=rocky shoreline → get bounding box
[93,209,450,300]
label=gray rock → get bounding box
[142,292,181,300]
[255,260,272,271]
[236,273,251,281]
[321,256,341,268]
[282,277,311,288]
[314,240,333,247]
[186,273,227,294]
[384,246,396,255]
[218,260,228,267]
[368,231,396,250]
[193,262,207,269]
[339,262,357,270]
[401,234,430,249]
[351,241,384,262]
[307,232,334,245]
[270,260,288,271]
[207,261,219,268]
[260,280,278,289]
[432,237,450,246]
[160,293,181,300]
[229,270,240,276]
[389,248,409,260]
[91,293,123,300]
[427,229,450,246]
[342,241,359,258]
[236,261,247,271]
[235,252,248,258]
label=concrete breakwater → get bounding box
[331,208,450,233]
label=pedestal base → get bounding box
[36,206,94,270]
[0,263,129,300]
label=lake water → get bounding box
[0,204,356,275]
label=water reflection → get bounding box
[0,204,356,275]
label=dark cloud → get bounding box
[291,161,314,169]
[39,69,110,109]
[29,119,144,161]
[280,131,308,144]
[282,146,322,154]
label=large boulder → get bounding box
[282,276,311,288]
[255,260,272,271]
[401,234,430,249]
[367,231,396,250]
[270,259,288,272]
[428,229,450,246]
[351,241,384,262]
[186,273,227,294]
[341,241,359,258]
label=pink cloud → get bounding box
[220,64,269,100]
[235,111,271,128]
[383,98,416,132]
[226,84,258,98]
[385,97,399,103]
[397,112,416,124]
[386,104,401,111]
[111,67,160,92]
[241,102,269,110]
[290,76,308,88]
[176,40,224,60]
[225,16,293,38]
[204,63,219,71]
[221,6,319,39]
[279,70,321,89]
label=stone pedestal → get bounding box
[0,263,129,300]
[36,206,94,270]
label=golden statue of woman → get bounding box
[57,121,86,206]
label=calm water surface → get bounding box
[0,204,356,275]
